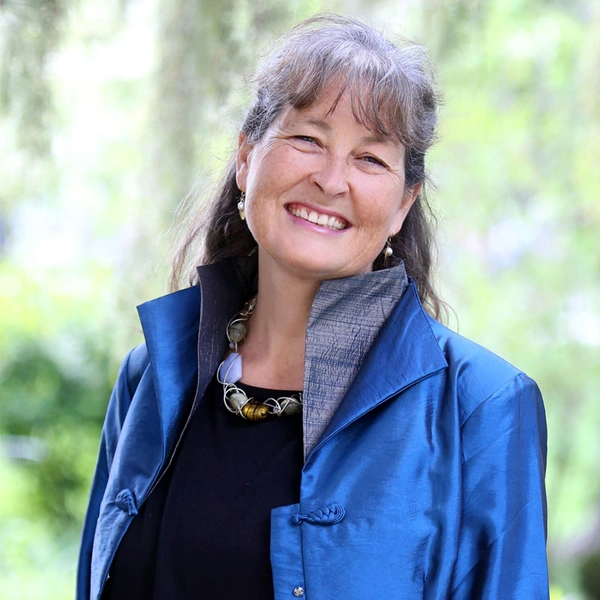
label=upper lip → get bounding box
[285,202,351,226]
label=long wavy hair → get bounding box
[170,14,444,319]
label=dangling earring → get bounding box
[237,192,246,221]
[383,238,393,262]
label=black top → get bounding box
[102,376,303,600]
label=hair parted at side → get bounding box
[170,13,444,319]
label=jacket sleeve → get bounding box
[76,344,149,600]
[451,372,549,599]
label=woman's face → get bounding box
[236,87,420,283]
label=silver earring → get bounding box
[237,192,246,221]
[383,238,393,259]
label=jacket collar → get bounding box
[137,257,446,462]
[136,258,257,458]
[137,285,201,457]
[194,259,257,410]
[303,265,409,456]
[306,281,448,462]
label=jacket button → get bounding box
[293,587,304,597]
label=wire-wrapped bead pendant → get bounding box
[241,401,270,421]
[282,398,302,416]
[228,321,247,344]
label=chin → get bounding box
[286,258,371,282]
[259,243,375,282]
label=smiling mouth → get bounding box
[287,204,348,231]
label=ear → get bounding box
[236,133,254,192]
[390,182,422,236]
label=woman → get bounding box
[77,14,549,600]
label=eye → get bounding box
[293,135,318,145]
[360,155,388,169]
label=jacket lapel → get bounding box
[137,259,257,458]
[302,266,408,457]
[137,262,445,468]
[193,260,256,411]
[137,285,202,458]
[307,283,448,461]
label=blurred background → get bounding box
[0,0,599,598]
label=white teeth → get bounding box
[288,206,347,231]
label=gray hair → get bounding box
[171,14,443,318]
[243,14,437,185]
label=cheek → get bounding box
[244,189,279,244]
[244,199,266,239]
[246,159,284,202]
[359,192,404,232]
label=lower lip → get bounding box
[286,208,348,235]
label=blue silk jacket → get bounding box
[77,261,549,600]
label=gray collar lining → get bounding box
[303,264,408,457]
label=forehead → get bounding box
[293,80,405,143]
[280,86,402,145]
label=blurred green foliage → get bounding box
[1,0,599,598]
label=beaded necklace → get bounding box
[217,298,303,422]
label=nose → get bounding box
[310,155,349,197]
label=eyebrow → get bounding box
[360,133,394,145]
[300,118,394,146]
[304,118,331,133]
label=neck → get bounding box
[238,253,320,390]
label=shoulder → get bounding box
[425,316,543,427]
[416,317,547,477]
[381,282,543,426]
[104,344,152,441]
[111,343,150,399]
[123,343,150,397]
[427,316,518,376]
